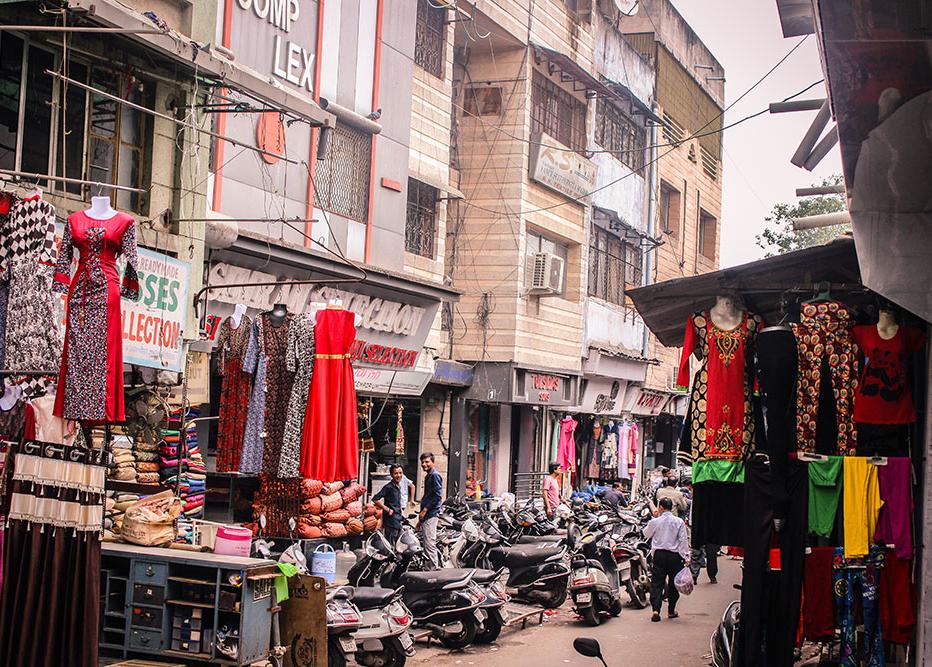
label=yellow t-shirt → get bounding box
[843,457,884,558]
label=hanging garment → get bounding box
[627,422,639,477]
[240,313,295,475]
[280,313,315,478]
[756,328,797,520]
[807,456,843,538]
[875,457,913,559]
[678,310,763,480]
[0,194,11,369]
[691,480,745,549]
[300,308,359,482]
[358,399,375,453]
[842,457,884,558]
[557,416,577,472]
[792,301,859,455]
[213,315,253,473]
[52,211,139,422]
[880,554,916,645]
[833,547,884,667]
[852,324,925,424]
[1,195,60,398]
[802,546,835,642]
[857,423,910,457]
[600,424,618,473]
[616,422,631,480]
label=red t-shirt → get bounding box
[852,325,926,424]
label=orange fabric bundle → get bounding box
[323,481,345,495]
[298,521,322,539]
[345,500,363,516]
[341,483,365,504]
[302,496,323,515]
[305,514,322,526]
[323,509,351,524]
[323,522,348,538]
[301,479,323,498]
[346,518,364,535]
[363,516,379,532]
[320,492,343,513]
[364,503,378,517]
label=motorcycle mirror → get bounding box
[598,514,609,524]
[288,517,297,533]
[259,513,267,531]
[573,637,607,666]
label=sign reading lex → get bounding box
[234,0,315,93]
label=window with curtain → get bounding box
[530,70,587,153]
[594,97,646,172]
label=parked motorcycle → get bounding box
[568,519,623,625]
[710,587,741,667]
[326,586,362,667]
[352,586,416,667]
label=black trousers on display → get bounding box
[756,328,797,519]
[650,549,684,614]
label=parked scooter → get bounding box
[710,583,741,667]
[352,586,416,666]
[326,586,362,667]
[568,519,623,625]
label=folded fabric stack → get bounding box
[159,407,207,520]
[134,432,161,486]
[109,434,137,482]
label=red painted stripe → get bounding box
[305,0,327,246]
[365,0,384,263]
[211,0,234,214]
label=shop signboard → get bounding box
[512,367,578,406]
[431,360,474,387]
[529,132,598,203]
[353,354,434,396]
[623,387,670,417]
[53,225,190,372]
[578,377,628,415]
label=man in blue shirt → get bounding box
[644,497,690,622]
[417,452,443,566]
[373,464,405,546]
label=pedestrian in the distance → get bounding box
[417,452,443,566]
[644,497,690,622]
[654,477,688,517]
[542,461,563,519]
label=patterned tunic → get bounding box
[279,313,314,478]
[678,310,763,462]
[1,196,61,397]
[792,301,858,454]
[241,313,295,475]
[213,315,253,472]
[52,211,140,422]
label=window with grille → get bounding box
[415,0,445,78]
[530,70,587,153]
[405,178,438,258]
[314,123,371,223]
[588,224,641,306]
[594,98,646,172]
[699,209,717,261]
[659,181,680,237]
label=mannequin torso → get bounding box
[877,309,899,340]
[231,303,248,329]
[709,295,742,330]
[268,303,289,328]
[85,195,117,220]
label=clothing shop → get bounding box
[630,236,929,666]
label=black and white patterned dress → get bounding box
[279,313,315,478]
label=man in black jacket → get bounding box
[418,452,443,566]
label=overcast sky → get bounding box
[668,0,842,267]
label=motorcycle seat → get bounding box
[488,544,563,569]
[515,534,563,545]
[351,586,398,610]
[469,568,500,584]
[400,569,473,592]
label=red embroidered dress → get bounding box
[678,310,763,462]
[299,308,359,482]
[52,211,139,423]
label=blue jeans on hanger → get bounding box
[833,547,884,667]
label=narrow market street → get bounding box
[409,560,739,666]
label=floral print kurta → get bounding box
[213,315,253,472]
[240,313,295,475]
[1,196,61,397]
[52,211,139,422]
[279,313,314,478]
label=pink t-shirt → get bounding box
[543,475,560,509]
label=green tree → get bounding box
[755,175,849,257]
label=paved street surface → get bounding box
[409,558,740,667]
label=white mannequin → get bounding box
[877,308,899,340]
[230,303,247,329]
[709,295,742,330]
[85,195,117,220]
[327,297,362,327]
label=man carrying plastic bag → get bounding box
[644,496,691,622]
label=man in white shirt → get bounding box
[644,497,690,622]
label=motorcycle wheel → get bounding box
[540,582,568,609]
[438,615,478,649]
[580,602,601,627]
[628,563,649,610]
[609,598,623,617]
[474,610,504,644]
[327,638,348,667]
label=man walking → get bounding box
[644,497,690,622]
[373,464,405,546]
[655,478,688,517]
[418,452,443,566]
[542,462,562,519]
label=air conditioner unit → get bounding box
[529,252,565,295]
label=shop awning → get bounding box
[628,237,861,348]
[603,80,664,126]
[531,43,614,98]
[65,0,334,127]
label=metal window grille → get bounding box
[530,70,587,152]
[315,124,371,223]
[662,111,685,145]
[405,178,438,257]
[700,145,719,181]
[415,0,445,78]
[594,98,646,172]
[588,225,642,306]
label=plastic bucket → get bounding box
[312,544,337,583]
[214,525,253,557]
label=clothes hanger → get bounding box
[802,281,832,305]
[762,293,793,333]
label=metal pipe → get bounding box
[790,101,831,168]
[769,99,826,113]
[319,97,382,135]
[0,25,163,33]
[642,103,659,358]
[0,168,146,193]
[796,184,846,196]
[803,125,839,171]
[791,210,851,230]
[44,69,301,166]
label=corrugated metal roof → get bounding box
[628,237,862,347]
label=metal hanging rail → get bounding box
[0,169,146,193]
[0,25,163,33]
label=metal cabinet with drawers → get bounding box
[99,542,277,665]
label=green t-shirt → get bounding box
[808,457,843,538]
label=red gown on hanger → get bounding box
[52,211,139,423]
[299,308,359,482]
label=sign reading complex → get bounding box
[231,0,316,93]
